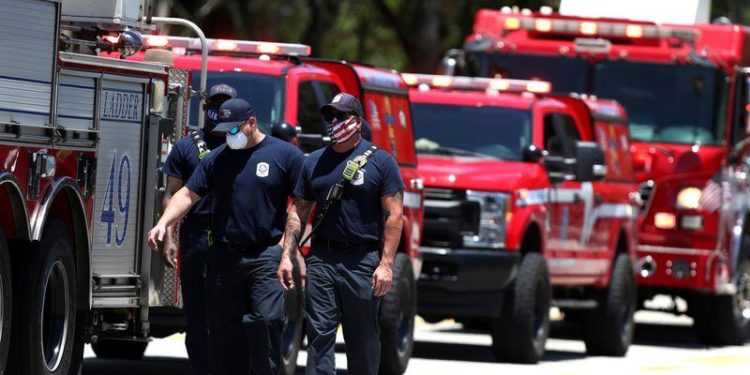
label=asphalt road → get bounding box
[83,311,750,375]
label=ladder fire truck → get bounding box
[451,2,750,344]
[0,1,211,374]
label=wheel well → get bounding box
[43,185,91,310]
[616,230,628,255]
[0,178,30,240]
[521,223,542,254]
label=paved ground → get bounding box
[83,311,750,374]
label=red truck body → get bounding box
[461,7,750,344]
[405,74,638,362]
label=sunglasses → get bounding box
[324,111,351,123]
[227,120,248,135]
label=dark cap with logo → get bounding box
[320,93,363,117]
[212,98,255,133]
[207,84,237,101]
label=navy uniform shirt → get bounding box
[186,136,304,246]
[295,140,405,244]
[161,129,224,217]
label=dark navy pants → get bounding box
[206,244,285,375]
[305,247,381,375]
[178,218,210,375]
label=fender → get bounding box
[31,176,92,308]
[0,172,31,241]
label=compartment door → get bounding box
[91,77,147,278]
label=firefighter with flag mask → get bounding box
[158,83,235,375]
[278,93,405,375]
[150,98,305,375]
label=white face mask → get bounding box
[226,130,248,150]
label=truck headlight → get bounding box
[463,191,510,249]
[675,187,701,210]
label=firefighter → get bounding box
[149,98,304,375]
[159,83,236,375]
[278,93,405,375]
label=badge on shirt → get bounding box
[256,162,269,177]
[352,169,365,186]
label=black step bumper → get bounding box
[417,247,520,318]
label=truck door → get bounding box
[544,112,587,278]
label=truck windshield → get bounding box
[472,52,728,146]
[189,71,284,133]
[411,103,532,161]
[474,53,588,93]
[593,61,727,146]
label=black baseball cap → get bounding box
[320,93,363,118]
[207,84,237,102]
[212,98,254,133]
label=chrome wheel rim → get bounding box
[736,262,750,323]
[40,260,69,372]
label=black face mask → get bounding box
[204,106,221,130]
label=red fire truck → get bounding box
[455,6,750,344]
[0,0,209,374]
[124,35,425,375]
[404,73,639,363]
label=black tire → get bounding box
[9,220,77,375]
[582,254,636,356]
[491,252,550,364]
[379,253,416,375]
[692,254,750,345]
[91,340,148,359]
[0,230,11,375]
[280,258,304,375]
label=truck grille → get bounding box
[422,188,480,248]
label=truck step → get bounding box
[552,299,598,309]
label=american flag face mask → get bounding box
[326,115,362,144]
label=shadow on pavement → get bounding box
[411,340,586,364]
[83,357,194,375]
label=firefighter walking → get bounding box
[149,98,304,375]
[278,93,405,375]
[159,83,235,375]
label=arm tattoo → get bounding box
[282,198,314,259]
[383,191,403,220]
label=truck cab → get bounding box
[405,74,638,363]
[128,36,424,375]
[457,6,750,345]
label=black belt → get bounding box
[183,214,210,226]
[311,238,380,252]
[212,242,271,253]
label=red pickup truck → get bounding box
[405,74,639,363]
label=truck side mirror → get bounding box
[522,144,544,163]
[575,142,607,182]
[297,132,331,154]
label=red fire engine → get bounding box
[123,35,425,375]
[0,0,208,374]
[456,5,750,344]
[404,73,639,363]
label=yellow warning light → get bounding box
[626,24,644,38]
[580,22,598,35]
[257,43,281,54]
[535,19,552,32]
[505,18,521,30]
[431,76,453,87]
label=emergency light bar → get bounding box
[401,73,551,94]
[143,35,312,57]
[498,15,699,44]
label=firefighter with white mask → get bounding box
[149,98,304,375]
